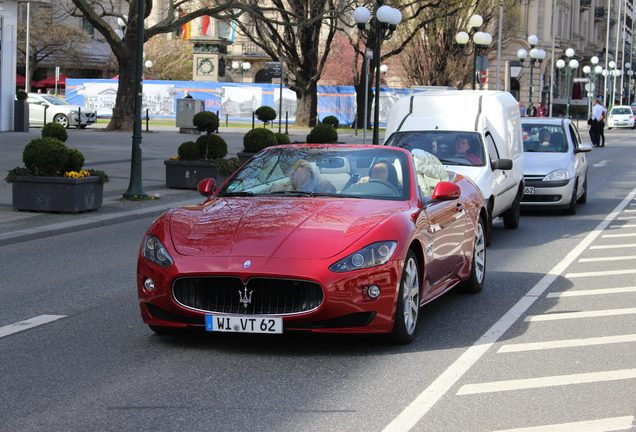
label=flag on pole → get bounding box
[201,16,211,36]
[180,9,191,40]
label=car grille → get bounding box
[522,194,562,202]
[172,277,324,315]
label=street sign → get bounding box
[265,62,282,77]
[477,70,488,84]
[477,55,489,71]
[573,77,589,83]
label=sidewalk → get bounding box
[0,124,375,246]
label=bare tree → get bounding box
[232,0,354,127]
[61,0,244,130]
[16,5,91,83]
[144,36,193,80]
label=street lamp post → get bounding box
[354,3,402,145]
[628,68,634,104]
[122,1,148,199]
[608,60,616,106]
[455,15,493,90]
[620,62,630,104]
[516,35,546,112]
[231,61,251,82]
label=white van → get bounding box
[384,90,524,244]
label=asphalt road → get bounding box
[1,128,635,432]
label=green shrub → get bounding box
[178,141,200,161]
[274,132,290,144]
[196,134,228,159]
[192,111,219,134]
[42,122,69,142]
[322,115,339,129]
[63,148,85,173]
[23,137,69,176]
[16,90,28,101]
[306,124,338,143]
[255,106,277,126]
[209,156,241,175]
[243,128,278,153]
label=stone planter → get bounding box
[11,176,104,213]
[14,100,29,132]
[237,151,256,165]
[164,160,226,190]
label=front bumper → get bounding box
[521,178,575,208]
[608,119,634,128]
[137,254,403,334]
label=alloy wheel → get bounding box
[402,257,420,335]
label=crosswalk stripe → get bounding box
[0,315,67,338]
[609,224,636,229]
[498,334,636,353]
[456,368,636,395]
[547,286,636,297]
[590,243,636,249]
[624,209,636,213]
[491,415,635,432]
[579,255,636,262]
[602,233,636,238]
[565,269,636,278]
[525,308,636,322]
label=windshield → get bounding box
[41,95,70,106]
[385,131,485,167]
[221,147,411,201]
[611,107,631,115]
[522,124,568,153]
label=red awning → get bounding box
[16,74,26,86]
[33,73,69,88]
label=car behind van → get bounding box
[384,90,524,244]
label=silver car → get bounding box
[26,93,97,129]
[521,118,592,215]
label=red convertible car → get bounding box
[137,145,487,343]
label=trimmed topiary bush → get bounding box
[23,137,69,176]
[42,122,69,143]
[306,124,338,143]
[16,90,28,101]
[196,134,228,159]
[255,106,277,126]
[243,128,278,153]
[274,132,290,144]
[193,111,219,134]
[63,148,85,173]
[178,141,200,161]
[322,115,339,129]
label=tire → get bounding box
[53,114,70,129]
[563,181,578,215]
[485,201,493,247]
[459,218,486,293]
[80,124,88,129]
[577,177,587,204]
[502,189,521,229]
[391,250,420,344]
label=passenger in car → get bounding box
[272,159,335,193]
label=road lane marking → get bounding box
[602,233,636,238]
[0,315,66,338]
[525,308,636,322]
[456,369,636,395]
[579,255,636,262]
[617,216,636,220]
[381,185,636,432]
[590,243,636,249]
[498,334,636,353]
[593,160,609,167]
[609,224,636,229]
[491,415,635,432]
[565,269,636,278]
[547,286,636,297]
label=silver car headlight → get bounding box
[329,241,397,273]
[543,169,570,182]
[143,235,174,268]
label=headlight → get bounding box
[143,235,174,268]
[543,169,570,182]
[329,241,397,273]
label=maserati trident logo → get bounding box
[238,287,253,308]
[243,260,252,269]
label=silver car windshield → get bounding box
[522,124,568,153]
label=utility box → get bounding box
[176,98,205,133]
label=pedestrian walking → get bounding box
[519,102,527,117]
[536,102,546,117]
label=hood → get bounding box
[522,152,572,176]
[169,197,405,259]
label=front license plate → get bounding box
[524,186,535,195]
[205,315,283,334]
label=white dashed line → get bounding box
[547,286,636,298]
[525,308,636,322]
[602,233,636,238]
[491,415,635,432]
[0,315,67,338]
[578,255,636,263]
[565,269,636,278]
[590,243,636,250]
[498,334,636,353]
[456,369,636,395]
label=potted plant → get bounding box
[255,105,277,127]
[5,122,108,212]
[14,89,29,132]
[237,128,280,164]
[306,124,338,143]
[165,127,240,189]
[321,115,340,129]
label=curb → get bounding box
[0,198,200,246]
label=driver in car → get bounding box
[454,135,483,165]
[356,160,400,190]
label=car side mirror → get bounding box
[576,143,593,153]
[492,158,513,170]
[431,181,461,201]
[197,178,216,197]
